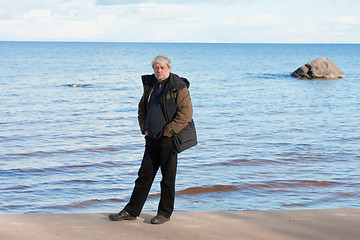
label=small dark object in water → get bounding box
[68,84,89,87]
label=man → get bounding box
[109,55,196,224]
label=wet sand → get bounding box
[0,208,359,240]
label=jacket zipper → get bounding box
[146,84,155,112]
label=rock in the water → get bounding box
[68,83,89,87]
[291,57,344,79]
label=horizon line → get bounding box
[1,40,359,44]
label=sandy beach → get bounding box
[0,208,359,240]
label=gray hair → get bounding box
[151,55,171,68]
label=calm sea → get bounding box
[0,42,359,214]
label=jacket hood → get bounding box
[170,73,190,90]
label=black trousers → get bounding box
[124,136,178,218]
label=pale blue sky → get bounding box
[1,0,359,43]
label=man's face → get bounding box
[153,63,171,82]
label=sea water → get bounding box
[0,42,359,213]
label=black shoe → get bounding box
[151,214,170,224]
[109,210,136,221]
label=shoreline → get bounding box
[1,208,359,240]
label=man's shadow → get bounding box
[101,213,154,224]
[139,213,154,224]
